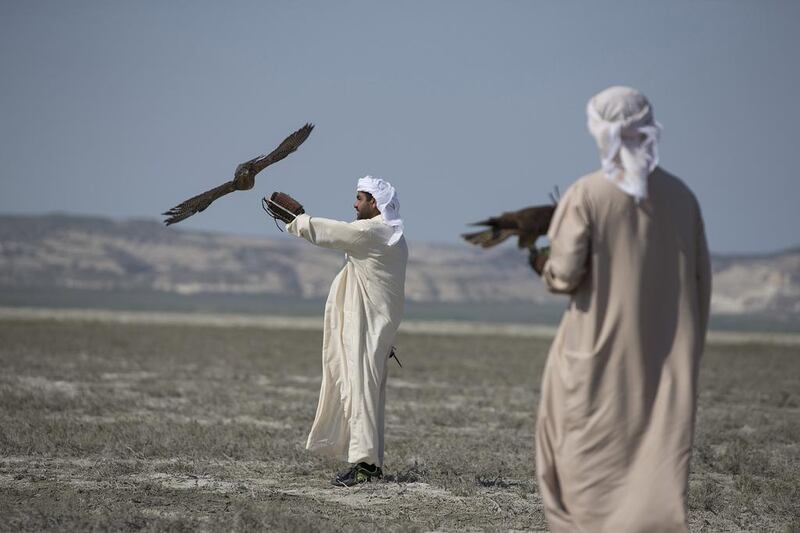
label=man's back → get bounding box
[537,166,711,532]
[563,167,710,351]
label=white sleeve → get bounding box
[285,214,369,253]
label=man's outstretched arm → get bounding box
[286,214,368,252]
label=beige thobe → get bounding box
[286,213,407,466]
[536,168,712,532]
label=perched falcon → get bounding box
[462,189,559,250]
[163,123,314,226]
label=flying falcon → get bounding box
[462,189,559,250]
[163,123,314,226]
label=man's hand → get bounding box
[263,192,305,225]
[529,246,550,276]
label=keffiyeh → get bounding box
[587,86,663,201]
[357,175,404,245]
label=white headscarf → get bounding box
[357,175,404,246]
[587,86,663,201]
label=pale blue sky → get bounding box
[1,1,798,253]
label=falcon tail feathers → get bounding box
[469,218,494,227]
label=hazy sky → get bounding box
[1,1,798,253]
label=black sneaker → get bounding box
[331,462,383,487]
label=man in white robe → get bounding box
[531,87,712,532]
[285,176,408,486]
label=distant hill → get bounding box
[0,213,555,305]
[1,213,798,317]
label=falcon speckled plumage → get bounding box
[163,123,314,226]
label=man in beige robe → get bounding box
[531,86,712,532]
[285,175,407,486]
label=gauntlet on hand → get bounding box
[262,192,305,225]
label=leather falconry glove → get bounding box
[263,192,305,229]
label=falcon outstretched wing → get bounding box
[162,182,236,226]
[246,123,315,174]
[461,228,516,248]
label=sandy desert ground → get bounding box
[0,310,798,531]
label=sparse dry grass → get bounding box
[0,318,798,531]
